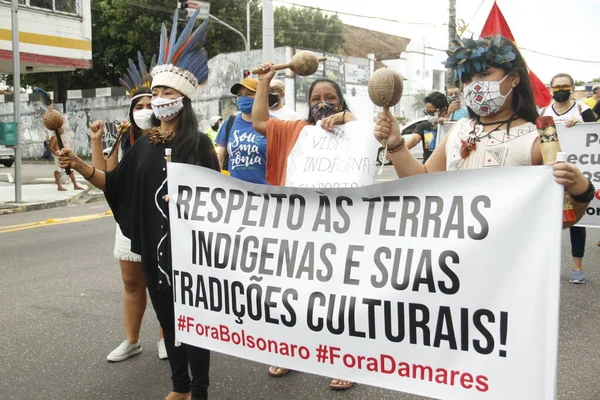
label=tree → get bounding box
[273,7,344,53]
[5,1,344,90]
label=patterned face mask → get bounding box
[151,96,184,121]
[310,101,343,122]
[463,74,512,117]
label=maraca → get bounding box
[252,50,327,76]
[34,87,71,175]
[368,68,403,174]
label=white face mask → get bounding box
[151,96,184,121]
[463,74,512,117]
[426,114,439,125]
[132,109,154,130]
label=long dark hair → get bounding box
[464,36,538,124]
[107,87,151,159]
[157,97,220,169]
[306,78,351,124]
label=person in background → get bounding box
[268,79,302,119]
[593,100,600,121]
[405,91,449,164]
[540,72,597,283]
[42,135,53,161]
[215,78,268,184]
[583,84,600,111]
[205,116,222,144]
[446,87,469,121]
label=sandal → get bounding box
[268,365,290,377]
[330,379,354,390]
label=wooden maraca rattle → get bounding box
[34,87,72,176]
[368,68,403,174]
[252,50,327,77]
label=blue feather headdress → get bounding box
[119,51,156,99]
[443,35,516,82]
[151,8,209,99]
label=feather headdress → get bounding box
[443,35,516,81]
[119,51,156,99]
[151,8,209,99]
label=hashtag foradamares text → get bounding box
[316,344,490,393]
[178,317,311,360]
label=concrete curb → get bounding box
[0,187,97,215]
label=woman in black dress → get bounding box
[59,9,218,400]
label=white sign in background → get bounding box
[285,120,379,188]
[555,122,600,227]
[168,164,562,400]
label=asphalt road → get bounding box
[1,172,599,400]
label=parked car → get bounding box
[0,145,15,167]
[376,116,428,165]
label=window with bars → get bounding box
[2,0,79,16]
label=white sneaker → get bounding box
[107,340,142,362]
[158,338,168,360]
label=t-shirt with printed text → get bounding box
[215,114,267,184]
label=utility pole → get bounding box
[262,0,274,62]
[246,0,251,59]
[446,0,457,90]
[11,0,21,203]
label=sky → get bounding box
[272,0,600,84]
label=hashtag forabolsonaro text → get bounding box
[177,315,312,359]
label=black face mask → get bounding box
[553,90,571,103]
[268,94,280,108]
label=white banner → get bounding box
[168,164,562,400]
[556,122,600,227]
[285,120,379,188]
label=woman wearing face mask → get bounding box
[374,36,592,229]
[268,79,302,120]
[58,11,219,400]
[251,64,358,390]
[405,91,449,163]
[539,73,597,284]
[214,78,268,183]
[252,64,357,188]
[89,53,168,363]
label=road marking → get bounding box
[0,210,113,234]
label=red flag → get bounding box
[480,2,551,108]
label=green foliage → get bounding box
[273,7,344,53]
[7,1,345,90]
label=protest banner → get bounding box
[167,164,562,400]
[556,122,600,227]
[285,120,379,188]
